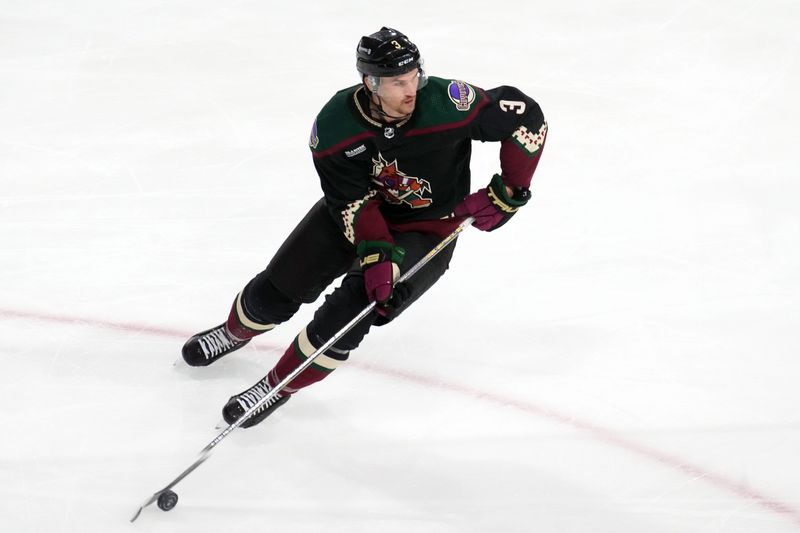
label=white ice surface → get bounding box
[1,1,799,531]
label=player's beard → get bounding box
[371,92,416,122]
[390,96,416,118]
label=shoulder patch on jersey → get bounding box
[310,85,369,155]
[405,76,487,134]
[309,120,319,149]
[447,80,476,111]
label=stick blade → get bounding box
[130,493,157,522]
[130,505,144,523]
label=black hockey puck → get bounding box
[157,489,178,511]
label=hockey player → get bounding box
[182,27,548,428]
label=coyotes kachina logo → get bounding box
[371,153,432,209]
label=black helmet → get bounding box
[356,27,422,78]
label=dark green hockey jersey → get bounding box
[309,76,547,245]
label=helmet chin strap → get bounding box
[364,83,411,123]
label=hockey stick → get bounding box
[130,216,474,522]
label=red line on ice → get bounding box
[350,361,800,527]
[0,307,187,338]
[3,307,799,528]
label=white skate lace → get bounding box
[237,379,282,413]
[197,326,237,360]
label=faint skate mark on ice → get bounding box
[126,167,144,194]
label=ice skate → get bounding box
[222,377,290,428]
[182,323,250,367]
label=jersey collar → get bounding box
[353,86,413,129]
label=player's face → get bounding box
[376,69,420,119]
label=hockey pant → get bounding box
[226,198,456,393]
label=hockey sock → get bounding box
[225,291,275,341]
[267,326,348,394]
